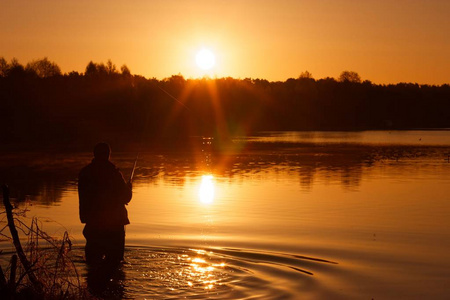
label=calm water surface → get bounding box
[1,131,450,299]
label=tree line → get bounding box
[1,57,449,151]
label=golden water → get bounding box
[1,131,450,299]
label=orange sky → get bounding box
[1,0,449,84]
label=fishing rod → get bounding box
[128,83,192,184]
[129,153,139,183]
[157,85,191,112]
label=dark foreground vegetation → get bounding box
[1,57,449,151]
[1,185,90,299]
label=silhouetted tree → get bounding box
[1,57,450,151]
[165,74,186,91]
[106,59,117,75]
[85,61,97,76]
[7,58,26,78]
[0,57,8,77]
[299,70,313,79]
[120,64,131,76]
[339,71,361,83]
[95,63,108,76]
[85,61,110,77]
[25,57,61,78]
[66,71,81,77]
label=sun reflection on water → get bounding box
[120,248,229,298]
[198,175,215,204]
[170,249,227,291]
[186,256,223,289]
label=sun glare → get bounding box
[198,175,215,204]
[196,49,216,70]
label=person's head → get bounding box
[93,142,111,161]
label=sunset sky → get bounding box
[1,0,449,84]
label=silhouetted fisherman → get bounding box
[78,143,132,265]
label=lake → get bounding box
[1,130,450,299]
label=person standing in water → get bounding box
[78,142,132,265]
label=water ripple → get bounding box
[79,246,339,299]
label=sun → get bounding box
[196,49,216,70]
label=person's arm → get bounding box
[115,169,132,205]
[78,171,89,223]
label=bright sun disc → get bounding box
[196,49,216,70]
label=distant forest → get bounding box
[1,57,449,151]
